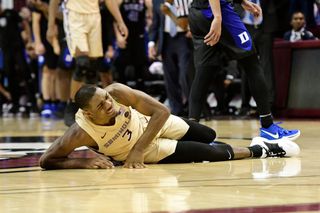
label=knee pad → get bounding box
[210,141,235,160]
[84,59,99,84]
[73,56,90,82]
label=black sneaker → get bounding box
[64,102,78,126]
[53,102,66,119]
[29,105,40,118]
[250,137,300,158]
[7,104,19,116]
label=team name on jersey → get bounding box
[123,3,144,12]
[103,109,132,148]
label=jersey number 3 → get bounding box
[122,129,132,141]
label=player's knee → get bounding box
[209,128,216,141]
[210,143,234,160]
[73,55,90,82]
[84,59,99,84]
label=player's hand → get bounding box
[85,155,114,169]
[224,79,232,88]
[124,149,146,169]
[160,4,170,15]
[3,91,11,101]
[117,22,129,40]
[241,0,262,17]
[105,45,114,59]
[35,42,45,55]
[26,42,37,58]
[29,0,43,10]
[116,36,127,49]
[46,25,58,45]
[204,18,222,46]
[148,46,157,60]
[185,30,192,38]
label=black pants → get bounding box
[3,48,36,106]
[161,33,192,115]
[241,24,275,107]
[188,5,270,120]
[158,119,234,163]
[113,36,148,89]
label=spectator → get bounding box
[289,0,316,28]
[284,11,318,42]
[0,2,35,116]
[148,0,192,116]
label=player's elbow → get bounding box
[161,106,171,119]
[39,154,52,169]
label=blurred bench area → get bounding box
[273,39,320,117]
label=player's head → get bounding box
[75,85,97,110]
[75,85,117,123]
[291,11,305,31]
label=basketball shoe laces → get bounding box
[273,122,289,136]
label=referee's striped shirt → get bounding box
[174,0,192,18]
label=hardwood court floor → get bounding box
[0,117,320,213]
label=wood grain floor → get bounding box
[0,117,319,213]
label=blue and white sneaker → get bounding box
[260,122,300,141]
[250,137,300,158]
[41,103,52,118]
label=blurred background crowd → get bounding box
[0,0,319,124]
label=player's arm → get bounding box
[112,0,127,49]
[161,0,189,31]
[39,124,114,170]
[107,83,170,168]
[46,0,60,43]
[204,0,222,46]
[32,11,46,55]
[105,0,128,39]
[240,0,261,17]
[145,0,153,19]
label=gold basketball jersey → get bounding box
[75,99,190,163]
[64,0,100,14]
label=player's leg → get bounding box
[188,7,221,121]
[55,40,73,118]
[219,1,300,140]
[179,118,216,143]
[158,141,244,163]
[41,43,59,118]
[158,137,300,164]
[159,115,216,144]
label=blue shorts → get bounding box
[189,0,256,67]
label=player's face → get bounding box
[88,88,117,121]
[291,13,305,31]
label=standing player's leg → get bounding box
[218,1,300,140]
[188,7,223,121]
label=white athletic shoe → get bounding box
[250,137,300,158]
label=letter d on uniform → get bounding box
[238,31,249,44]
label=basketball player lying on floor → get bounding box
[39,83,300,169]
